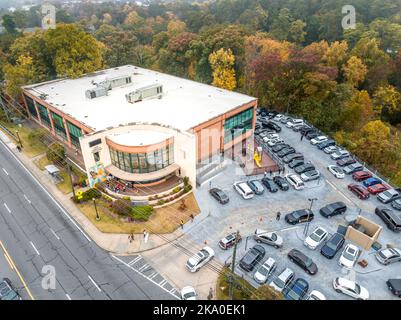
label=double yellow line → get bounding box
[0,240,35,300]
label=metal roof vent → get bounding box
[126,84,163,103]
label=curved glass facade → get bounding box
[109,143,174,174]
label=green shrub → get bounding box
[102,194,113,202]
[110,199,132,215]
[131,205,154,221]
[183,176,189,186]
[122,196,131,201]
[28,128,47,145]
[82,188,101,201]
[172,186,181,194]
[157,199,166,206]
[183,184,192,193]
[46,142,66,165]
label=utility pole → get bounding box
[304,198,317,236]
[228,230,240,300]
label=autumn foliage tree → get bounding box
[208,48,236,90]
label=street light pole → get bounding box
[15,130,23,149]
[228,230,240,300]
[304,198,317,236]
[231,128,235,161]
[93,198,100,221]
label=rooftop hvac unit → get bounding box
[85,86,108,99]
[126,84,163,103]
[96,75,132,90]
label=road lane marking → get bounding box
[50,228,60,240]
[0,240,35,300]
[128,256,142,265]
[23,194,31,204]
[30,241,40,256]
[4,253,14,270]
[2,167,9,175]
[0,139,91,242]
[88,275,102,292]
[325,179,354,204]
[3,203,11,213]
[66,294,72,300]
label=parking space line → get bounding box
[128,256,142,265]
[325,179,354,204]
[2,167,9,175]
[148,272,158,280]
[159,279,168,286]
[88,275,102,292]
[30,241,40,256]
[66,294,72,300]
[50,228,60,240]
[138,264,149,272]
[23,194,31,204]
[3,202,11,213]
[4,253,14,270]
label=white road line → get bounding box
[88,275,102,292]
[0,139,91,242]
[2,168,9,175]
[23,194,31,204]
[30,241,40,256]
[66,294,72,300]
[148,272,158,279]
[159,279,168,287]
[3,203,11,213]
[111,255,179,300]
[278,226,299,232]
[138,264,149,272]
[169,288,176,293]
[325,179,353,204]
[50,228,60,240]
[128,256,142,265]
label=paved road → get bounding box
[0,138,178,300]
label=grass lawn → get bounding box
[77,192,201,234]
[216,267,256,300]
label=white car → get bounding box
[263,133,280,142]
[273,114,284,121]
[304,227,329,250]
[331,150,350,160]
[267,138,284,147]
[233,181,254,199]
[339,244,359,269]
[286,174,305,190]
[333,277,369,300]
[186,246,215,272]
[323,146,338,154]
[328,165,345,179]
[286,119,304,128]
[310,136,328,145]
[307,290,326,300]
[254,257,277,284]
[181,286,197,300]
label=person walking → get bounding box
[180,220,184,229]
[264,171,267,178]
[300,133,304,141]
[276,211,281,221]
[269,169,272,176]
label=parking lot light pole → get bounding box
[231,129,235,161]
[228,230,240,300]
[15,130,23,148]
[304,198,317,236]
[93,198,100,221]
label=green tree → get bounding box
[2,14,17,34]
[3,55,37,97]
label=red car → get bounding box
[348,183,370,199]
[352,171,373,182]
[367,184,390,195]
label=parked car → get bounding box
[253,257,277,284]
[288,249,318,275]
[363,177,382,188]
[307,290,326,300]
[337,157,357,167]
[320,202,347,218]
[273,114,284,121]
[286,174,305,190]
[375,206,401,232]
[378,188,401,204]
[323,146,338,154]
[267,138,284,147]
[282,152,304,164]
[247,180,265,195]
[181,286,197,300]
[280,116,291,124]
[263,121,281,132]
[333,277,369,300]
[328,165,345,179]
[352,170,372,182]
[375,247,401,265]
[285,209,314,225]
[288,159,304,169]
[317,140,336,150]
[331,150,350,160]
[310,136,328,145]
[300,169,320,182]
[299,126,314,135]
[367,183,390,195]
[304,227,328,250]
[239,245,266,272]
[283,278,309,301]
[292,123,306,132]
[219,232,242,250]
[269,268,295,292]
[273,176,290,191]
[0,278,21,300]
[209,188,229,204]
[343,163,363,174]
[254,229,283,248]
[263,134,280,142]
[286,119,304,128]
[320,233,345,259]
[272,143,290,153]
[386,279,401,298]
[294,163,315,174]
[339,244,359,269]
[348,183,370,199]
[306,131,319,140]
[277,147,296,158]
[261,177,278,192]
[186,247,215,272]
[392,199,401,210]
[233,181,254,200]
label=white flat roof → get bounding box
[107,130,172,147]
[23,65,256,133]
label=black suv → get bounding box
[375,206,401,232]
[306,131,319,140]
[283,153,304,164]
[262,121,282,132]
[273,176,289,191]
[387,279,401,298]
[295,163,315,174]
[272,143,290,153]
[319,202,347,218]
[209,188,229,204]
[278,147,296,158]
[320,233,345,259]
[288,249,318,275]
[261,178,278,193]
[285,209,314,225]
[288,159,304,169]
[239,245,266,272]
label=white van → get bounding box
[286,174,305,190]
[233,181,254,199]
[286,119,304,128]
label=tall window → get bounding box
[224,107,254,143]
[37,103,51,128]
[109,143,175,174]
[51,112,67,140]
[67,121,82,147]
[25,95,38,119]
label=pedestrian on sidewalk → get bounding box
[180,220,184,229]
[269,169,272,176]
[143,230,147,240]
[190,214,194,222]
[278,167,281,175]
[276,211,281,221]
[264,171,267,178]
[300,134,304,141]
[207,287,213,300]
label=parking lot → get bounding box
[187,113,401,300]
